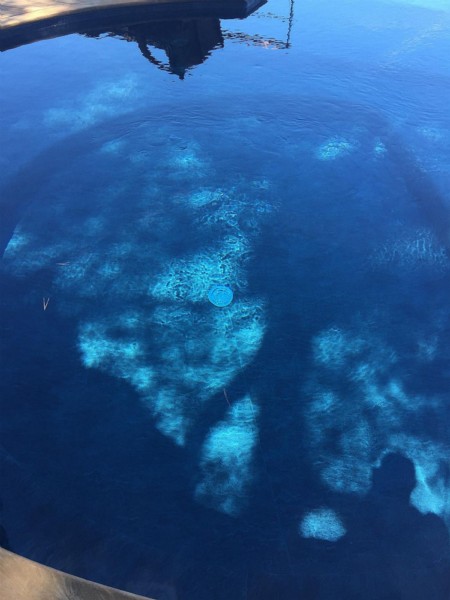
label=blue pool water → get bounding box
[1,0,450,597]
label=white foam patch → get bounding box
[299,508,346,541]
[195,396,259,516]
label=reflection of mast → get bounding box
[286,0,295,48]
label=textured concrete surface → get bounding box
[0,548,154,600]
[0,0,194,28]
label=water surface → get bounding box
[1,1,450,598]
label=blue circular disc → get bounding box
[208,285,233,307]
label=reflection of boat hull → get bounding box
[0,0,266,51]
[0,547,159,600]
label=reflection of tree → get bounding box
[86,19,223,79]
[82,1,295,76]
[87,16,295,76]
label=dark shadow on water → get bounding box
[296,454,450,600]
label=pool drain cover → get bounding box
[208,285,233,307]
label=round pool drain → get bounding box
[208,285,233,307]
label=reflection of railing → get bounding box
[223,0,295,50]
[222,30,286,50]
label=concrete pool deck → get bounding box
[0,0,193,28]
[0,547,158,600]
[0,0,263,28]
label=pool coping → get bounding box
[0,0,266,51]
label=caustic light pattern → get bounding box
[2,129,272,454]
[3,99,450,527]
[299,508,346,542]
[195,396,259,515]
[305,323,450,529]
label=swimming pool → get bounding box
[1,0,450,598]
